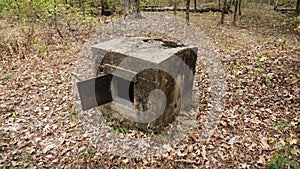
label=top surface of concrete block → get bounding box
[92,37,195,64]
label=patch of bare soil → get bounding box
[0,4,299,168]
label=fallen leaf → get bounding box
[25,147,31,152]
[260,137,270,149]
[295,25,300,33]
[0,142,8,147]
[58,124,63,129]
[241,163,249,168]
[176,150,187,157]
[220,121,228,127]
[257,155,266,165]
[188,132,198,142]
[70,121,77,127]
[122,158,129,164]
[288,138,298,145]
[136,165,143,169]
[228,137,236,145]
[46,154,53,159]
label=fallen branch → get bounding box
[274,8,296,12]
[56,28,64,39]
[141,6,223,13]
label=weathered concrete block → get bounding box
[88,37,197,131]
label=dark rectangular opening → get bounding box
[112,76,134,103]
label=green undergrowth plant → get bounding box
[101,109,138,134]
[267,140,298,169]
[0,0,102,60]
[11,111,19,119]
[0,73,12,81]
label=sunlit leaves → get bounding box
[268,137,275,144]
[265,76,271,85]
[11,111,19,119]
[288,138,298,145]
[294,25,300,33]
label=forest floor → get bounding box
[0,3,299,168]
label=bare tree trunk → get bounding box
[53,0,63,39]
[233,0,238,25]
[221,0,227,24]
[82,0,85,17]
[54,0,58,27]
[174,0,177,15]
[124,0,129,18]
[296,0,300,15]
[135,0,141,17]
[124,0,134,18]
[78,0,85,17]
[226,0,232,13]
[101,0,111,16]
[194,0,197,11]
[186,0,190,24]
[69,0,73,7]
[238,0,242,15]
[274,0,278,10]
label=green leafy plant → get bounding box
[292,74,300,84]
[23,76,31,80]
[0,73,12,81]
[12,111,19,119]
[268,137,275,143]
[65,72,81,81]
[70,111,77,116]
[267,141,298,169]
[267,153,297,169]
[224,45,232,51]
[275,122,286,131]
[254,67,263,76]
[265,76,271,85]
[113,121,132,134]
